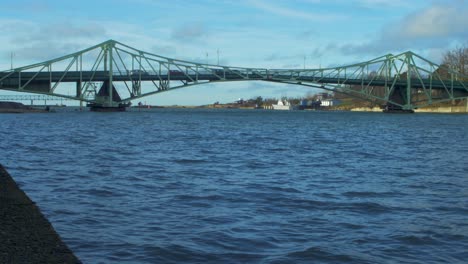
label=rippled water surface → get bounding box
[1,108,467,263]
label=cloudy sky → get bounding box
[1,0,467,105]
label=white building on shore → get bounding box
[321,99,341,107]
[272,99,293,110]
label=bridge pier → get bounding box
[383,87,414,113]
[87,81,130,111]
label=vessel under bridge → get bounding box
[1,40,467,111]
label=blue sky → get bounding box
[1,0,467,105]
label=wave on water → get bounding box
[1,109,467,263]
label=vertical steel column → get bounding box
[18,71,21,90]
[406,53,412,110]
[429,73,433,104]
[80,54,83,109]
[385,57,391,100]
[49,64,52,92]
[104,46,107,71]
[450,66,454,100]
[109,43,114,105]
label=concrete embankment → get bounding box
[414,105,468,113]
[350,107,382,112]
[0,164,81,263]
[350,105,468,113]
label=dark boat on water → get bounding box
[87,102,131,112]
[382,104,415,113]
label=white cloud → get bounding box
[171,23,208,42]
[336,2,468,60]
[398,5,468,38]
[248,0,346,21]
[356,0,413,8]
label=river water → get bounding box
[1,108,467,263]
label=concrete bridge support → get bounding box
[86,81,130,111]
[383,87,414,113]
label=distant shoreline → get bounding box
[0,101,48,113]
[3,101,467,114]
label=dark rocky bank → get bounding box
[0,164,81,263]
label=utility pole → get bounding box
[10,52,14,70]
[217,49,220,65]
[303,55,306,69]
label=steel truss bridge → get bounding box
[0,94,71,104]
[1,40,467,111]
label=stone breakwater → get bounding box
[0,164,81,263]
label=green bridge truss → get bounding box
[1,40,467,110]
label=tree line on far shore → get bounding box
[442,44,467,77]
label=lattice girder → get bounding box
[1,40,467,109]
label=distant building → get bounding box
[298,99,321,109]
[321,99,341,107]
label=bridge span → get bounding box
[1,40,467,111]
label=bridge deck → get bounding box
[1,71,467,91]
